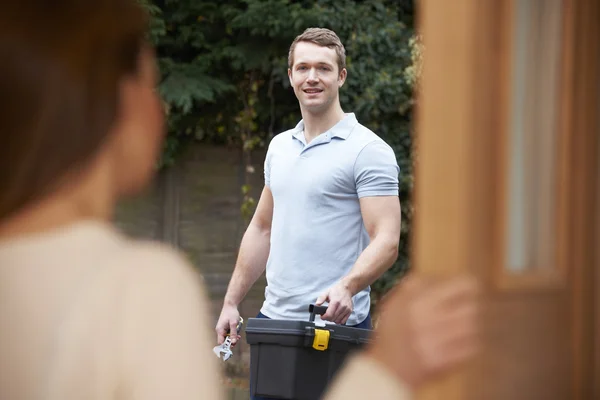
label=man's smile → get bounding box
[303,88,323,94]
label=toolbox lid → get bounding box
[245,304,373,348]
[245,317,372,345]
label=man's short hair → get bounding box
[288,28,346,73]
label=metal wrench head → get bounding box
[213,336,234,361]
[213,344,233,360]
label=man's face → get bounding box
[288,41,346,114]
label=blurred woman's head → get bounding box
[0,0,165,222]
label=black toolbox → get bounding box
[245,304,372,399]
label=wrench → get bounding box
[213,316,243,361]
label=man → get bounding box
[216,27,401,341]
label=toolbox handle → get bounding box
[308,304,328,322]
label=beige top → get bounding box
[0,221,411,399]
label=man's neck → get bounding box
[301,104,346,143]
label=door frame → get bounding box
[412,0,599,399]
[595,138,600,398]
[564,0,600,397]
[412,1,505,398]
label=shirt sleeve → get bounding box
[264,140,273,187]
[354,140,400,198]
[120,244,225,400]
[322,354,413,400]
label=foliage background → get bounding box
[140,0,419,303]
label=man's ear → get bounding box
[338,68,347,88]
[288,68,293,87]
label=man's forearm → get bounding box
[341,235,399,296]
[223,223,271,307]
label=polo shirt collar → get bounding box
[291,113,358,142]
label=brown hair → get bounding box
[288,28,346,73]
[0,0,148,219]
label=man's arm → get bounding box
[317,195,401,323]
[342,195,401,294]
[215,186,273,344]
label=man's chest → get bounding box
[269,144,358,199]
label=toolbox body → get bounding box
[245,305,372,400]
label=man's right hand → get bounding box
[215,303,241,346]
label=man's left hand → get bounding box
[315,283,354,324]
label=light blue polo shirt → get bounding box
[260,113,400,326]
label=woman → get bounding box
[0,1,479,399]
[0,1,224,399]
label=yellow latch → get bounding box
[312,329,330,351]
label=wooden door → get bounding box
[412,0,599,399]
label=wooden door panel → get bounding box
[414,0,599,399]
[470,296,571,399]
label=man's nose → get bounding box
[307,68,319,82]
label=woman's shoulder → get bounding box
[69,221,206,302]
[114,233,204,295]
[105,226,210,336]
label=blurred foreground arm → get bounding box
[323,274,480,399]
